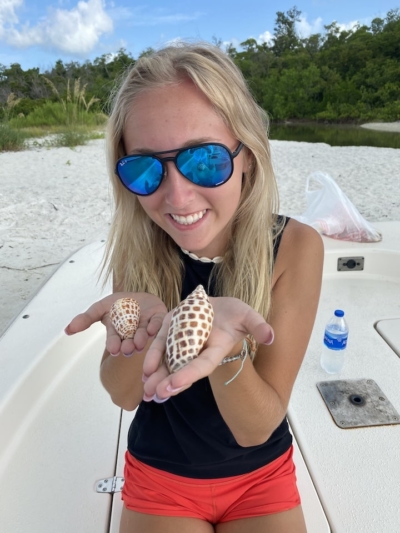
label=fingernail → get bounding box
[166,384,185,393]
[143,394,154,402]
[153,395,169,404]
[110,351,120,357]
[265,332,274,345]
[142,374,149,383]
[123,352,134,357]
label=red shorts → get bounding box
[121,446,301,524]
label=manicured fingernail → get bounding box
[123,352,134,357]
[153,395,169,404]
[166,384,185,393]
[265,332,274,345]
[142,374,149,383]
[143,394,154,402]
[110,351,120,357]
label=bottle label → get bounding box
[324,331,348,350]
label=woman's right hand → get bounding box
[64,292,168,357]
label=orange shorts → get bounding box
[121,446,301,524]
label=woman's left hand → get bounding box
[142,296,274,402]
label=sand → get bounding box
[361,122,400,132]
[1,138,400,336]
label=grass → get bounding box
[0,80,107,151]
[51,128,104,148]
[0,123,105,152]
[9,102,108,129]
[0,79,108,151]
[0,122,27,151]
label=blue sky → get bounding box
[0,0,397,71]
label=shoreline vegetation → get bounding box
[1,6,400,152]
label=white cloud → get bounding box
[296,15,324,38]
[258,30,273,45]
[297,14,374,37]
[220,38,240,51]
[255,14,376,49]
[336,19,363,33]
[0,0,113,55]
[0,0,23,32]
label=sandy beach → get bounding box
[361,121,400,132]
[1,137,400,336]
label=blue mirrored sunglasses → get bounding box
[115,142,244,196]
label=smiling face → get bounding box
[122,79,246,258]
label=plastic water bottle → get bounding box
[320,310,349,374]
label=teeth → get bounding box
[171,210,206,225]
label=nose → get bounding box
[162,161,195,208]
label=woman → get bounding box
[66,42,323,532]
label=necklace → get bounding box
[180,248,223,264]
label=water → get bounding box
[321,342,345,374]
[269,122,400,149]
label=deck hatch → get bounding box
[317,379,400,429]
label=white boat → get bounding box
[1,221,399,533]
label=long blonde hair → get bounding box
[103,42,283,321]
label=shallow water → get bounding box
[270,123,400,149]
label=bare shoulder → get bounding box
[273,218,324,285]
[281,217,324,254]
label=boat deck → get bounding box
[289,221,400,533]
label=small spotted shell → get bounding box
[109,298,140,340]
[166,285,214,373]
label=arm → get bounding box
[143,220,323,446]
[99,340,147,411]
[209,220,324,445]
[65,289,167,411]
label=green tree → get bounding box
[272,6,302,56]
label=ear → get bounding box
[242,148,255,174]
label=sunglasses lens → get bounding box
[116,156,163,195]
[176,144,232,187]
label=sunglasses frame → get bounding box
[115,142,244,196]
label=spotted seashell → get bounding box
[166,285,214,373]
[109,298,140,340]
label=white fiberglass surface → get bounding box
[0,326,121,533]
[375,318,400,357]
[289,273,400,533]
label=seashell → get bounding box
[109,298,140,340]
[166,285,214,373]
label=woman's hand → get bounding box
[142,296,274,401]
[64,292,167,357]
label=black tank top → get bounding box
[127,216,291,478]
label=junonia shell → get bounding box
[166,285,214,373]
[109,298,140,340]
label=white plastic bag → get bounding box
[293,172,382,242]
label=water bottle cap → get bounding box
[334,310,344,317]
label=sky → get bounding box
[0,0,398,71]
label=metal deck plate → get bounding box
[317,379,400,429]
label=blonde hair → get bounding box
[103,41,283,326]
